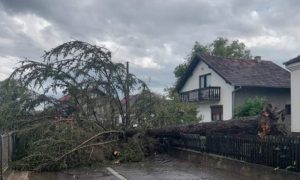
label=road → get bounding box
[5,154,275,180]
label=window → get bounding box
[211,105,223,121]
[199,74,211,88]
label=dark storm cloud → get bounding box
[0,0,300,91]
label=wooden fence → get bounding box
[0,133,14,179]
[169,134,300,172]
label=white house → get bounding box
[176,54,291,122]
[284,56,300,132]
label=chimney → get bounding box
[254,56,261,62]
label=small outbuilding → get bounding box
[284,56,300,132]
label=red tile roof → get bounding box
[59,95,72,102]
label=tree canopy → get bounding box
[9,40,146,130]
[174,37,252,82]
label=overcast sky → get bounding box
[0,0,299,93]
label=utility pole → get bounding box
[125,61,130,128]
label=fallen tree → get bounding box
[12,104,287,171]
[126,104,288,138]
[145,116,286,138]
[145,116,260,137]
[12,119,158,171]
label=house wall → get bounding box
[286,61,300,132]
[291,69,300,132]
[234,87,291,110]
[180,61,234,122]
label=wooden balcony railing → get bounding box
[181,87,221,102]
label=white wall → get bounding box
[286,61,300,132]
[180,61,234,122]
[289,64,300,132]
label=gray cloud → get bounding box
[0,0,300,93]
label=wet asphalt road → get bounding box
[5,154,270,180]
[111,154,253,180]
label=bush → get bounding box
[235,97,267,117]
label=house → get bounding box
[176,54,291,122]
[57,89,110,122]
[284,56,300,132]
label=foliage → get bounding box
[9,41,146,130]
[234,97,267,117]
[153,88,200,127]
[174,37,252,81]
[130,88,200,128]
[3,41,156,171]
[174,41,210,79]
[5,40,198,171]
[0,80,36,132]
[12,118,160,171]
[210,37,251,59]
[12,120,119,171]
[119,134,158,163]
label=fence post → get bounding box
[297,137,300,172]
[0,135,2,180]
[8,132,13,163]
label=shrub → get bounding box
[235,97,267,117]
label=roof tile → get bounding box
[176,54,290,91]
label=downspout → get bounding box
[232,86,242,118]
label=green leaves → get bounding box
[9,40,146,129]
[129,88,199,128]
[234,97,267,117]
[0,80,32,132]
[174,63,188,79]
[174,37,252,82]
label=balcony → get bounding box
[181,87,221,102]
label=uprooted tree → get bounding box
[140,103,288,138]
[8,41,157,171]
[6,40,201,171]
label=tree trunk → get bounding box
[145,116,260,137]
[125,115,287,138]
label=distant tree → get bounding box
[211,37,251,59]
[174,41,210,80]
[174,37,252,82]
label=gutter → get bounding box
[232,86,242,117]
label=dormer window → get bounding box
[199,73,211,88]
